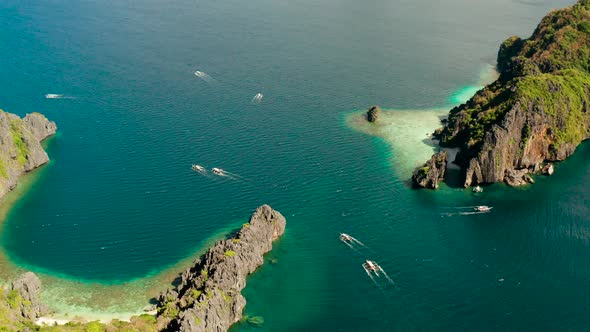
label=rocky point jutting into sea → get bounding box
[0,110,56,197]
[0,205,284,331]
[155,205,286,332]
[413,0,590,189]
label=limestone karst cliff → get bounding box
[0,110,56,196]
[416,0,590,187]
[156,205,286,332]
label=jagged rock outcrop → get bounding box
[0,110,56,197]
[424,0,590,188]
[0,272,49,331]
[156,205,286,332]
[10,272,48,320]
[504,168,535,187]
[23,113,57,142]
[412,151,448,189]
[542,163,555,175]
[366,105,381,123]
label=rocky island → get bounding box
[366,105,382,123]
[414,0,590,188]
[0,110,56,197]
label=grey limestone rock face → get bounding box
[23,113,57,142]
[504,168,535,187]
[412,151,448,189]
[459,102,581,187]
[0,111,56,197]
[10,272,48,321]
[415,1,590,189]
[156,205,286,332]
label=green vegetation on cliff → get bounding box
[441,0,590,159]
[9,118,29,166]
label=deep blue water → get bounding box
[2,0,590,330]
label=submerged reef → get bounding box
[0,110,56,196]
[416,0,590,188]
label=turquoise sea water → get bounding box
[1,0,589,330]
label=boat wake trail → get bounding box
[191,164,209,176]
[340,234,396,291]
[378,266,396,286]
[442,206,486,210]
[192,164,251,182]
[364,268,384,292]
[219,169,248,181]
[363,260,396,290]
[194,70,216,84]
[45,94,75,99]
[339,233,369,252]
[437,205,493,217]
[210,167,249,182]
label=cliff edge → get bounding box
[155,205,286,332]
[418,0,590,188]
[0,110,56,196]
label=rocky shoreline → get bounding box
[0,110,56,198]
[154,205,286,331]
[413,0,590,189]
[0,107,285,332]
[0,205,285,331]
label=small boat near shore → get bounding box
[473,186,483,193]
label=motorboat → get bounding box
[192,164,205,172]
[474,206,492,212]
[339,233,352,242]
[252,93,263,102]
[363,260,380,275]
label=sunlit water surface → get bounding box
[1,0,587,330]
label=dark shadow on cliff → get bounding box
[444,166,467,188]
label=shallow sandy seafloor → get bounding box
[0,109,454,324]
[345,64,498,180]
[0,159,237,323]
[345,108,449,179]
[0,68,497,324]
[0,112,457,323]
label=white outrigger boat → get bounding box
[191,164,206,172]
[339,233,352,242]
[251,93,263,103]
[211,167,224,176]
[474,205,492,212]
[363,260,380,276]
